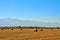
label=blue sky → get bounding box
[0,0,60,24]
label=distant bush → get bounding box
[19,26,21,28]
[57,27,60,29]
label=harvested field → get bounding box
[0,28,60,40]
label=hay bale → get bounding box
[1,28,4,30]
[20,28,23,30]
[34,29,38,32]
[11,28,13,30]
[40,28,43,31]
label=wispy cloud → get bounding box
[0,17,60,24]
[6,17,60,24]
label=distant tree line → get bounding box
[0,26,60,29]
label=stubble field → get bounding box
[0,28,60,40]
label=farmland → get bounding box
[0,27,60,40]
